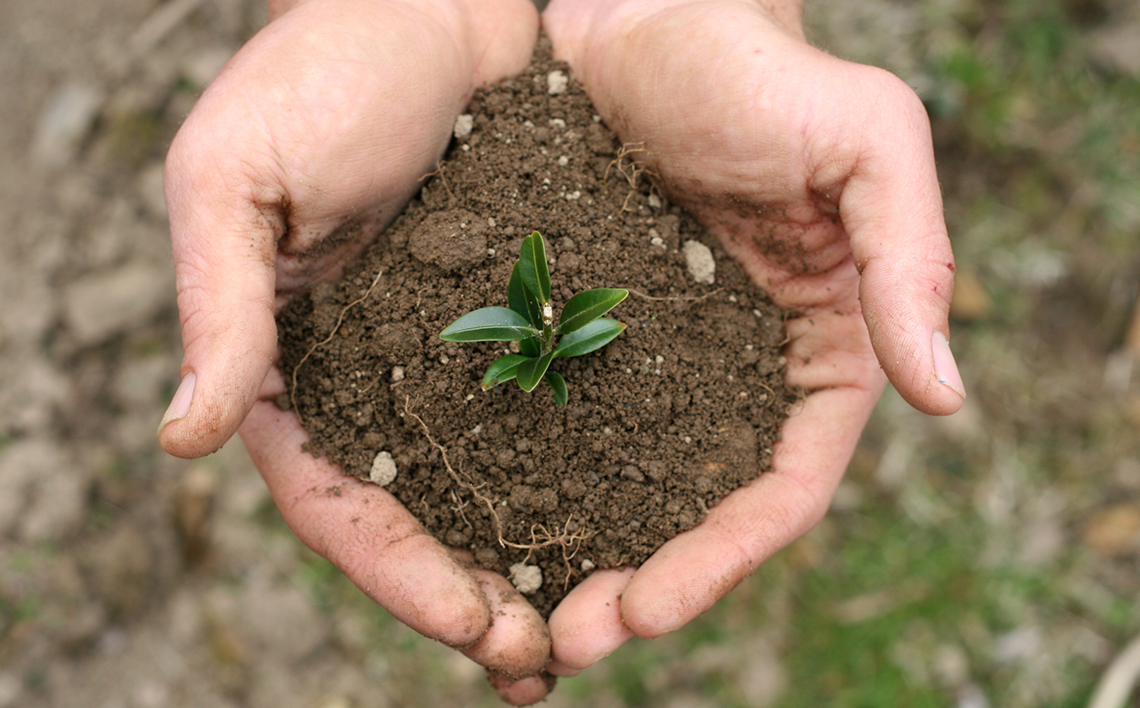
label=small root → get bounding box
[604,142,657,214]
[420,161,455,200]
[290,269,383,427]
[403,396,596,590]
[627,287,722,302]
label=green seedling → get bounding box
[440,231,628,405]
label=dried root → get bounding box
[403,397,596,589]
[289,269,384,427]
[604,142,658,213]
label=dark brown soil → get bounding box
[277,39,795,618]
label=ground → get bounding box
[1,1,1139,707]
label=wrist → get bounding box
[266,0,537,84]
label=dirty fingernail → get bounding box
[932,332,965,399]
[159,372,196,432]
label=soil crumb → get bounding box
[278,38,796,618]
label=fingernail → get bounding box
[932,332,965,399]
[159,372,196,432]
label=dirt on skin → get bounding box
[277,38,797,618]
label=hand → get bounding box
[159,0,555,702]
[542,0,966,675]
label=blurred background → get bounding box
[1,0,1138,706]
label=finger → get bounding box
[157,103,282,459]
[546,567,635,675]
[486,671,555,707]
[462,569,551,680]
[619,383,879,637]
[837,67,966,415]
[238,377,492,648]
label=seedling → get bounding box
[440,231,628,405]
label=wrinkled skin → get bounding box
[159,0,963,703]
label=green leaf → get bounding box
[516,352,555,392]
[518,231,551,304]
[558,288,629,335]
[554,318,626,358]
[480,354,529,390]
[545,371,568,406]
[508,261,543,328]
[440,307,539,342]
[519,336,541,357]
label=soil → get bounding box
[277,39,796,618]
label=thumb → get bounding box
[157,123,282,458]
[840,69,965,416]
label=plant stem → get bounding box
[540,302,555,355]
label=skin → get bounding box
[539,0,965,676]
[159,0,964,703]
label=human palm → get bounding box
[160,0,555,703]
[541,0,965,673]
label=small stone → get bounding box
[0,671,23,708]
[369,451,398,486]
[683,240,716,284]
[0,439,87,542]
[510,562,543,594]
[33,81,104,166]
[453,114,474,138]
[63,261,174,348]
[546,70,569,95]
[580,559,595,572]
[390,366,405,382]
[647,193,662,209]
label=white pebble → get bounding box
[557,156,569,166]
[683,240,716,285]
[453,114,474,138]
[391,366,405,382]
[647,193,662,209]
[369,451,398,486]
[546,70,569,95]
[33,81,103,167]
[510,563,543,594]
[580,559,596,572]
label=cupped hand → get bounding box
[542,0,966,675]
[159,0,555,702]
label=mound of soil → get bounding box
[277,39,795,618]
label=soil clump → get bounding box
[277,39,796,618]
